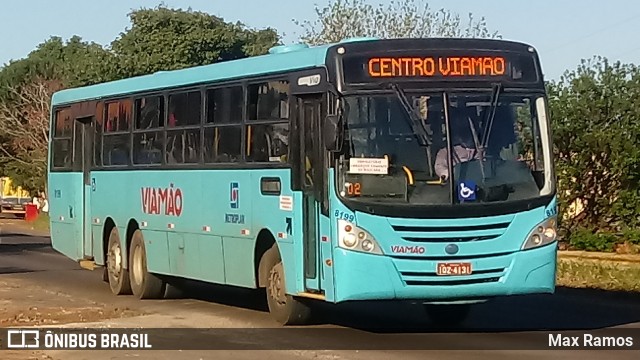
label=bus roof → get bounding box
[51,37,538,106]
[51,43,334,106]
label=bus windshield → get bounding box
[336,90,552,206]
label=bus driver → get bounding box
[434,105,482,180]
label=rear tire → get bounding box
[263,245,311,325]
[424,304,471,327]
[129,229,166,299]
[106,227,132,295]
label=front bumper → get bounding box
[332,242,557,302]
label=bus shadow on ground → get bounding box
[173,279,640,333]
[164,278,269,312]
[314,286,640,333]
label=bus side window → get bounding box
[168,91,201,128]
[104,134,130,166]
[247,81,289,121]
[204,85,243,164]
[52,108,73,169]
[166,129,200,164]
[204,127,242,163]
[134,132,163,165]
[246,123,289,163]
[103,100,132,166]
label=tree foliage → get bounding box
[548,56,640,236]
[294,0,500,45]
[110,6,279,78]
[0,78,62,193]
[0,36,115,95]
[0,6,280,192]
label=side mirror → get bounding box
[323,114,342,152]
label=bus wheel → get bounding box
[424,304,471,327]
[129,230,166,299]
[106,227,132,295]
[263,245,311,325]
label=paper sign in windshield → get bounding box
[349,158,389,175]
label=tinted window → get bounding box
[52,139,72,168]
[105,100,132,132]
[206,86,243,124]
[166,129,201,164]
[54,108,73,137]
[136,96,165,129]
[169,91,201,127]
[133,131,163,165]
[103,134,130,166]
[203,127,242,163]
[246,123,289,163]
[247,81,289,121]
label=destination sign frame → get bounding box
[341,50,539,84]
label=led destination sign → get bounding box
[367,56,506,78]
[341,51,538,84]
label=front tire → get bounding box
[263,245,311,325]
[129,229,166,299]
[424,304,471,327]
[106,227,131,295]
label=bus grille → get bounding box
[400,268,505,286]
[390,222,511,243]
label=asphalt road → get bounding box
[1,230,639,359]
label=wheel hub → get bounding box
[132,245,144,285]
[108,244,122,280]
[268,265,287,306]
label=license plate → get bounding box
[436,262,472,276]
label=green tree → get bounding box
[0,78,62,194]
[0,6,281,192]
[294,0,500,45]
[0,36,115,96]
[110,6,280,78]
[0,36,113,192]
[547,56,640,236]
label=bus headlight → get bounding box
[522,216,557,250]
[338,219,383,255]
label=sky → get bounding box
[1,0,639,80]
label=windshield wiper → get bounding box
[471,82,502,182]
[389,83,431,147]
[481,83,502,148]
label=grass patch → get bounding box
[557,258,640,292]
[30,213,50,232]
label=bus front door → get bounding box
[74,117,93,259]
[298,95,330,295]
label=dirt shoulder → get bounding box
[0,276,144,359]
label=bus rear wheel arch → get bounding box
[261,243,312,325]
[129,229,166,299]
[106,227,132,295]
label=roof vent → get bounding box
[268,43,310,54]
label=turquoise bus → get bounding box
[48,38,557,325]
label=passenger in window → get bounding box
[106,117,114,132]
[168,103,177,127]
